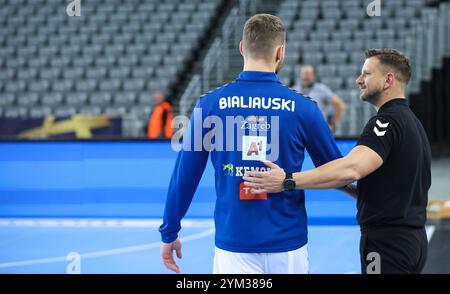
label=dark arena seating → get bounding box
[0,0,223,138]
[0,0,448,140]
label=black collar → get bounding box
[378,98,408,113]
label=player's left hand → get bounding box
[242,160,285,194]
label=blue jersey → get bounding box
[159,71,342,253]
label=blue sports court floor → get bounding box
[0,219,361,274]
[0,141,436,274]
[0,218,436,274]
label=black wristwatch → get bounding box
[282,172,296,192]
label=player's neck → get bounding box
[243,59,276,73]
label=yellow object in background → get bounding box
[19,115,112,139]
[427,199,450,219]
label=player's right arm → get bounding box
[159,100,209,273]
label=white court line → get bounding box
[426,225,435,242]
[0,218,214,228]
[0,219,436,269]
[0,226,215,269]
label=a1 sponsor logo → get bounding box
[242,135,267,161]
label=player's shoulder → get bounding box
[199,82,236,102]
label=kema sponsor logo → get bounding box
[223,163,271,177]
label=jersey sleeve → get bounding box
[303,102,343,167]
[357,115,400,162]
[158,99,209,243]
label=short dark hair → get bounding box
[242,14,286,61]
[365,48,412,84]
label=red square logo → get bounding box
[239,182,267,200]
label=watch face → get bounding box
[284,179,295,191]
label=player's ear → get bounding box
[277,45,284,61]
[384,73,395,90]
[239,41,244,57]
[275,44,284,63]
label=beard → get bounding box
[361,87,382,104]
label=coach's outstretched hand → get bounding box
[161,239,182,273]
[243,160,285,194]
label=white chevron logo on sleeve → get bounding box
[373,119,389,136]
[376,120,389,128]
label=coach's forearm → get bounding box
[293,157,360,189]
